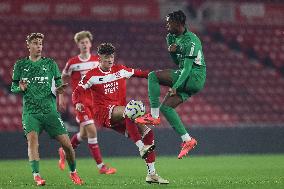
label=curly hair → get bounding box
[26,33,44,44]
[97,43,115,55]
[166,10,186,25]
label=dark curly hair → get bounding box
[166,10,186,25]
[97,43,115,55]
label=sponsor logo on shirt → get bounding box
[104,81,119,94]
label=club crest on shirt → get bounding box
[115,72,121,79]
[84,115,89,121]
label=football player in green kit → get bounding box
[136,10,206,159]
[11,33,83,186]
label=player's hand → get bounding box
[19,80,28,91]
[168,44,177,53]
[56,83,68,94]
[168,88,176,96]
[58,94,67,112]
[75,103,85,112]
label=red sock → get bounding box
[71,133,81,149]
[125,118,142,143]
[88,138,103,165]
[143,129,156,163]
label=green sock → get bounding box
[29,160,39,174]
[148,71,160,108]
[160,105,188,136]
[68,161,76,172]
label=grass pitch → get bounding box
[0,154,284,189]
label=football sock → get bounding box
[125,118,142,143]
[33,173,40,177]
[143,129,156,163]
[146,162,156,175]
[135,140,144,151]
[97,163,104,169]
[181,133,191,142]
[30,160,39,174]
[148,72,160,108]
[88,137,103,165]
[68,161,76,172]
[151,108,159,119]
[160,105,188,136]
[71,132,82,150]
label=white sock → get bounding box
[151,108,159,119]
[146,162,156,175]
[88,137,98,144]
[135,140,144,151]
[181,133,191,142]
[97,163,104,169]
[33,173,40,177]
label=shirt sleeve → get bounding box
[119,65,149,79]
[62,59,73,76]
[52,61,62,87]
[133,69,149,78]
[172,39,197,90]
[72,71,93,105]
[11,61,23,93]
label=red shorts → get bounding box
[93,105,128,137]
[93,105,116,128]
[75,106,94,126]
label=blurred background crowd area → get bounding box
[0,0,283,132]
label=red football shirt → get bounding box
[72,64,149,108]
[63,54,99,105]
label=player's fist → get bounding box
[56,83,68,94]
[75,103,84,112]
[19,80,28,91]
[168,44,177,53]
[167,34,175,45]
[58,94,67,112]
[168,88,177,96]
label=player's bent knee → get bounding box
[148,71,157,80]
[86,128,97,138]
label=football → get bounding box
[124,100,146,120]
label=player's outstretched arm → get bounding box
[133,68,150,79]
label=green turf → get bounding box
[0,155,284,189]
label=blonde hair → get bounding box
[26,33,44,44]
[74,31,93,43]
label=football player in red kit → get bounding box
[58,31,116,174]
[72,43,169,184]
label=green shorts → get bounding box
[22,110,68,138]
[171,66,206,102]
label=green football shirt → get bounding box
[11,57,62,114]
[166,28,206,89]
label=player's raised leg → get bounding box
[27,131,46,186]
[136,69,197,158]
[135,69,173,125]
[56,134,83,185]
